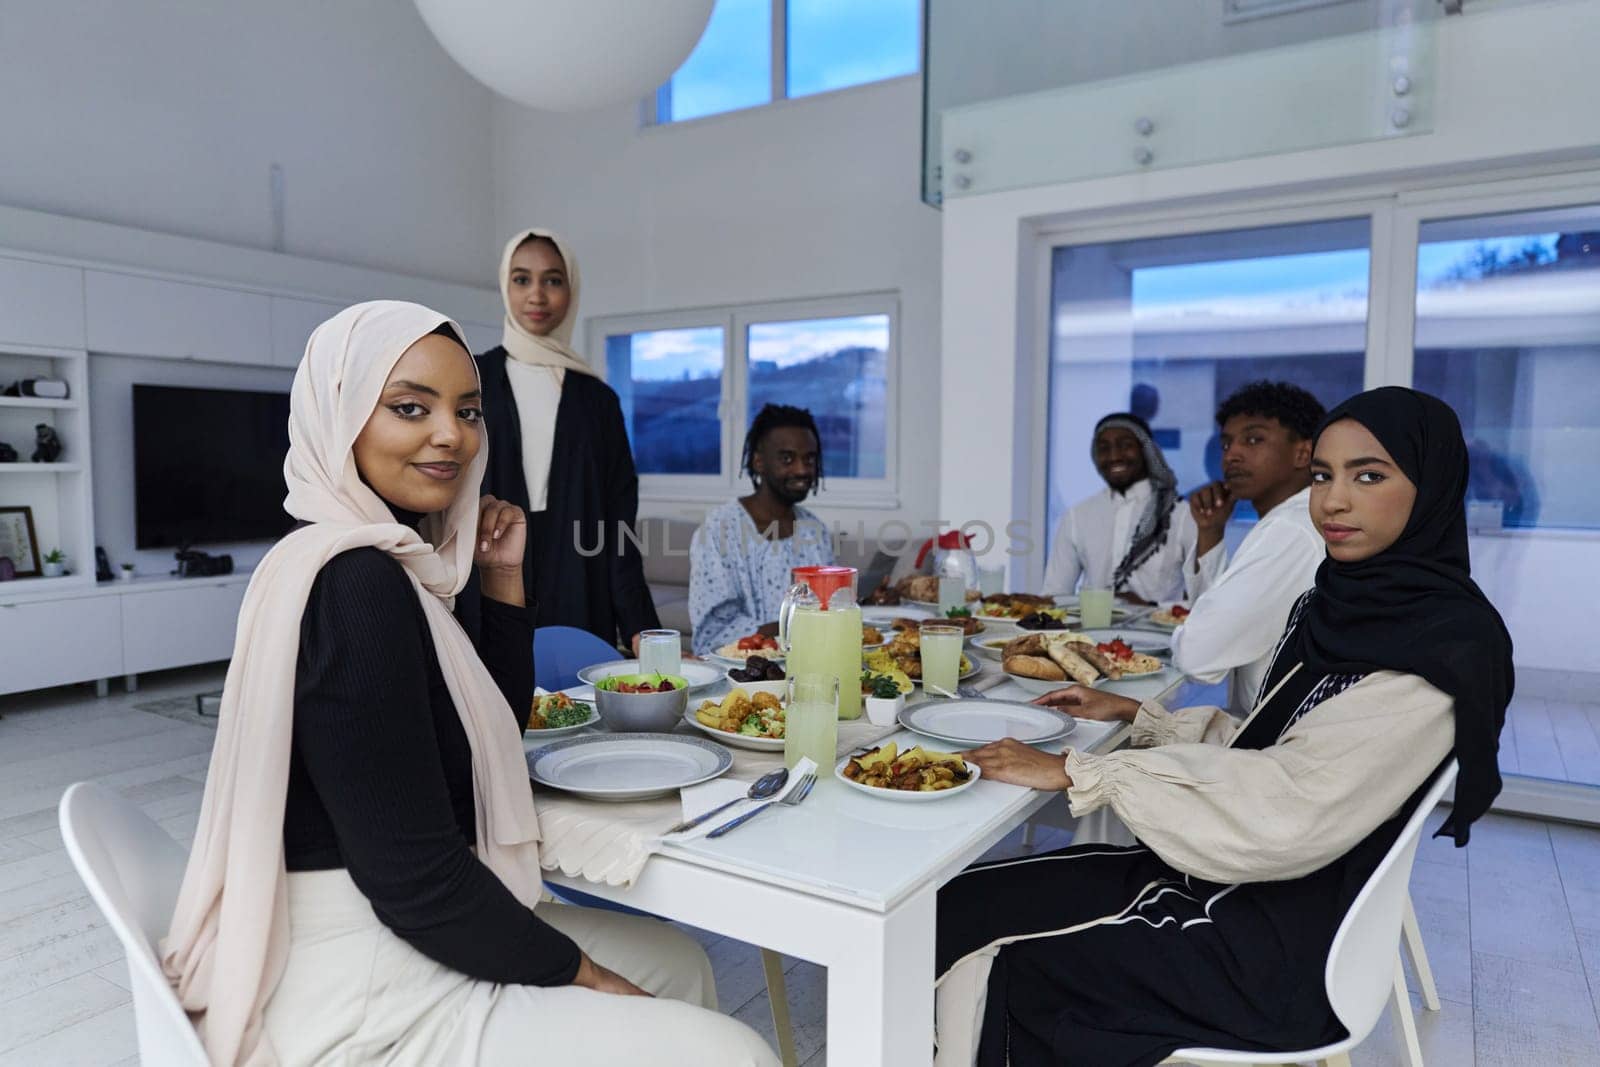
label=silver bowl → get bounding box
[593,675,690,733]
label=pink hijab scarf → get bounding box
[160,301,545,1065]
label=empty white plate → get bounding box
[527,734,732,802]
[898,699,1074,746]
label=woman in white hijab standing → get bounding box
[160,302,777,1066]
[475,229,661,654]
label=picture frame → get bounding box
[0,506,42,578]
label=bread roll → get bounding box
[1004,633,1047,659]
[1004,655,1065,682]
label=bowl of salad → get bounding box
[593,673,689,732]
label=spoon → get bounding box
[664,767,789,834]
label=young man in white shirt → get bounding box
[1172,381,1328,714]
[1042,413,1195,605]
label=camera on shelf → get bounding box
[173,547,233,578]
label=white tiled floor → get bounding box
[3,667,1599,1065]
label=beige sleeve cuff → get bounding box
[1064,749,1114,816]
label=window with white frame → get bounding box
[652,0,921,124]
[592,295,898,501]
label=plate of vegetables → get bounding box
[686,689,787,751]
[523,692,600,739]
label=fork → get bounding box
[706,771,817,838]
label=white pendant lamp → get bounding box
[414,0,715,112]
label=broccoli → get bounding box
[738,713,766,736]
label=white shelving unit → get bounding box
[0,343,93,591]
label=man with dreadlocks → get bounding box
[1041,413,1195,605]
[688,404,834,656]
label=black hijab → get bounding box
[1294,387,1513,846]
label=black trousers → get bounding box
[935,844,1345,1067]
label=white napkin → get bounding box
[673,757,819,841]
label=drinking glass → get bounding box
[936,576,965,615]
[978,565,1005,596]
[637,629,682,677]
[785,674,840,770]
[919,623,963,696]
[1079,588,1113,629]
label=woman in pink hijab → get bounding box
[161,302,776,1066]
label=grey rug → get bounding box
[131,692,221,730]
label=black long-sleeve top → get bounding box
[282,546,581,987]
[471,347,660,646]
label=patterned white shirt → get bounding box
[688,499,833,655]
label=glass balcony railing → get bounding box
[923,0,1448,205]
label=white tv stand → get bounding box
[0,570,251,696]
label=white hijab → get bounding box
[498,227,596,377]
[161,301,545,1066]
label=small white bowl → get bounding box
[863,692,906,727]
[968,634,1012,661]
[725,674,789,701]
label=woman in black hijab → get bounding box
[931,387,1511,1066]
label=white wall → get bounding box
[939,0,1600,673]
[490,76,942,532]
[0,0,498,288]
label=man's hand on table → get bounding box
[1030,685,1139,723]
[962,739,1072,792]
[574,952,652,997]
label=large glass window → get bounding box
[1413,206,1600,530]
[655,0,919,124]
[593,297,897,497]
[1046,218,1370,549]
[787,0,920,99]
[605,326,725,475]
[748,314,889,478]
[656,0,772,124]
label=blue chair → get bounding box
[533,625,623,693]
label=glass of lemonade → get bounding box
[1079,588,1113,629]
[919,623,963,697]
[785,674,840,770]
[637,629,682,677]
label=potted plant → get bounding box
[861,670,907,727]
[41,548,65,578]
[118,562,136,582]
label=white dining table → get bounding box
[532,649,1184,1066]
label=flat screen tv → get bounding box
[133,384,293,548]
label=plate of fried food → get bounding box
[862,624,890,649]
[864,629,979,686]
[892,574,982,611]
[973,593,1056,623]
[888,613,985,637]
[687,688,787,751]
[1001,632,1167,695]
[523,692,600,739]
[711,632,785,667]
[836,741,980,801]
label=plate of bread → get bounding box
[1002,632,1166,694]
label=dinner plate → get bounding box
[576,658,725,694]
[834,752,982,802]
[861,605,936,626]
[527,734,732,802]
[1049,595,1137,623]
[682,708,787,752]
[1073,629,1170,654]
[709,649,787,669]
[1140,606,1191,630]
[522,702,601,741]
[898,698,1074,745]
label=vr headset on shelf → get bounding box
[172,546,233,578]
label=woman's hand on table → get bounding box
[1030,685,1140,723]
[573,952,652,997]
[962,738,1072,792]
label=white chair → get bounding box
[1162,760,1458,1067]
[59,781,209,1066]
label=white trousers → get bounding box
[262,868,780,1066]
